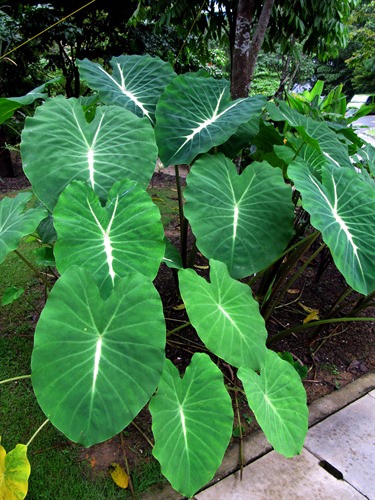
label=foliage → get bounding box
[345,0,375,92]
[1,55,375,498]
[250,45,316,97]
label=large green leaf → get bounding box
[53,179,165,297]
[179,260,267,370]
[267,101,353,170]
[78,55,176,126]
[149,354,233,498]
[31,266,166,447]
[184,153,294,278]
[289,159,375,295]
[0,193,47,263]
[238,350,308,457]
[155,74,266,166]
[21,96,157,211]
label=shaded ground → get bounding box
[1,170,374,495]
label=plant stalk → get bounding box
[0,374,31,385]
[174,165,188,267]
[120,433,136,499]
[234,389,244,481]
[26,419,50,447]
[267,317,375,346]
[14,249,50,288]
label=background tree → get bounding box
[345,0,375,92]
[133,0,358,98]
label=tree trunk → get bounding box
[230,0,276,100]
[247,0,275,90]
[230,0,255,100]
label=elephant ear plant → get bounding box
[1,54,374,499]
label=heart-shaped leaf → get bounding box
[267,101,352,170]
[155,74,266,166]
[149,354,233,498]
[78,54,176,125]
[179,260,267,370]
[53,179,165,296]
[289,159,375,295]
[184,153,294,278]
[238,350,308,457]
[0,440,30,500]
[21,96,158,211]
[31,266,166,447]
[0,192,47,263]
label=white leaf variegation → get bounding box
[179,260,267,370]
[21,96,158,211]
[155,74,266,166]
[53,179,165,297]
[184,154,294,278]
[31,267,166,447]
[289,159,375,295]
[78,55,176,125]
[149,354,233,498]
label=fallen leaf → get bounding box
[0,438,30,500]
[287,288,300,294]
[303,311,320,324]
[109,463,129,489]
[173,303,186,310]
[298,301,318,314]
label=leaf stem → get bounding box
[14,249,50,288]
[174,165,188,267]
[131,421,154,449]
[26,419,49,447]
[120,432,136,499]
[0,374,31,385]
[166,321,191,337]
[267,317,375,346]
[234,389,244,480]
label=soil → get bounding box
[2,170,374,494]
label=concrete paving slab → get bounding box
[305,394,375,499]
[195,448,364,500]
[369,389,375,399]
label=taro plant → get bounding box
[1,54,375,499]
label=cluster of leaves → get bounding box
[0,56,374,499]
[346,0,375,92]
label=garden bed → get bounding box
[1,170,374,499]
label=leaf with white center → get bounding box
[149,354,233,498]
[238,350,308,457]
[0,192,47,263]
[21,96,157,211]
[179,260,267,370]
[155,74,266,166]
[78,55,176,125]
[53,179,165,297]
[289,159,375,295]
[31,266,166,447]
[184,153,294,278]
[267,101,353,170]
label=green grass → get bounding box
[0,196,172,498]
